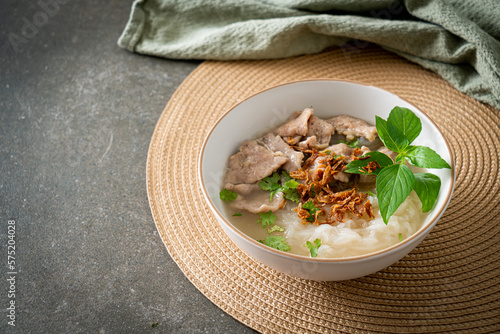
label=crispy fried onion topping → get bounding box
[362,160,381,174]
[290,149,375,224]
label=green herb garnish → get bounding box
[339,138,359,148]
[267,225,285,234]
[232,213,242,216]
[343,151,393,175]
[282,179,300,203]
[365,190,376,197]
[258,172,282,200]
[309,184,316,197]
[398,233,403,242]
[345,106,451,224]
[259,171,300,203]
[302,200,321,222]
[305,238,322,257]
[259,236,290,251]
[256,211,277,228]
[413,172,441,212]
[219,188,237,202]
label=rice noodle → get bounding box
[277,192,425,258]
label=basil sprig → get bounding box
[345,106,451,224]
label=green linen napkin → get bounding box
[118,0,500,109]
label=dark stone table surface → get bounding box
[1,1,255,333]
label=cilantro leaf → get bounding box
[387,106,422,144]
[413,173,441,212]
[232,213,242,216]
[365,190,376,197]
[258,173,282,201]
[375,116,409,153]
[376,163,415,224]
[259,236,290,252]
[256,211,276,228]
[302,200,320,222]
[267,225,285,234]
[283,187,300,203]
[259,172,281,191]
[284,179,298,189]
[302,200,315,210]
[281,170,293,182]
[339,138,359,148]
[405,146,451,169]
[259,171,300,202]
[309,184,316,197]
[344,151,393,175]
[282,178,300,203]
[219,188,237,202]
[305,238,322,257]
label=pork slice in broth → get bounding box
[327,143,353,158]
[305,115,334,149]
[275,108,313,137]
[326,115,377,142]
[225,183,285,213]
[298,136,317,149]
[225,140,288,185]
[260,133,304,172]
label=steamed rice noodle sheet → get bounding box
[221,108,427,258]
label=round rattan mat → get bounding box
[147,45,500,333]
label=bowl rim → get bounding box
[198,78,456,263]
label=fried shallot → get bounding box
[290,149,375,224]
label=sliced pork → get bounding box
[225,183,285,213]
[306,115,334,149]
[225,140,288,185]
[326,143,353,158]
[326,115,378,142]
[298,136,317,149]
[275,108,313,137]
[260,133,304,172]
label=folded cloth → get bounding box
[118,0,500,109]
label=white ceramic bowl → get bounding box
[199,80,455,281]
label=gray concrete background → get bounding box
[0,1,256,333]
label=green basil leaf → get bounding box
[344,151,393,175]
[387,107,422,144]
[376,164,415,224]
[395,153,404,164]
[375,116,409,153]
[413,173,441,212]
[406,146,451,169]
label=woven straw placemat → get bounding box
[147,45,500,333]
